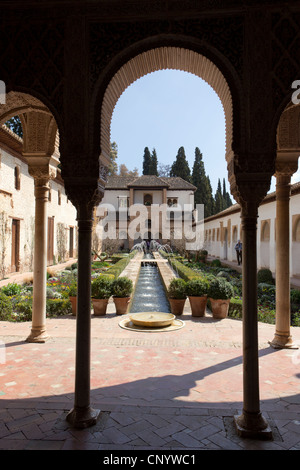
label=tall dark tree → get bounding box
[191,147,206,205]
[142,147,152,175]
[149,148,158,176]
[223,177,233,208]
[214,178,225,213]
[170,146,191,182]
[205,176,215,217]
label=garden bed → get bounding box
[0,251,137,322]
[161,251,300,327]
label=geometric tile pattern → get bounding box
[1,305,300,451]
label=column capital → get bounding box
[275,160,299,180]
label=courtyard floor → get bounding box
[1,297,300,454]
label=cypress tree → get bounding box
[191,147,206,206]
[205,176,215,217]
[142,147,152,175]
[170,146,191,182]
[149,148,158,176]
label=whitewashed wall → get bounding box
[203,189,300,277]
[0,145,77,277]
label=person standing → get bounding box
[235,240,242,265]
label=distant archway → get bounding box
[100,47,234,167]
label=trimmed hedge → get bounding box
[163,255,202,281]
[105,250,137,278]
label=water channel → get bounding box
[129,253,171,314]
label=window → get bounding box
[167,198,178,207]
[118,196,128,208]
[58,190,61,205]
[144,194,152,206]
[14,166,20,190]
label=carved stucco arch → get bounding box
[0,91,59,157]
[100,47,233,165]
[276,102,300,176]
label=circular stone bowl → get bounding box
[129,312,176,327]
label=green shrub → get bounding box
[0,291,13,319]
[14,298,32,319]
[257,283,276,306]
[167,257,201,281]
[208,277,234,300]
[91,275,113,299]
[111,276,133,298]
[68,282,77,297]
[257,268,274,284]
[228,297,243,318]
[216,270,232,281]
[1,283,22,296]
[167,278,187,299]
[105,250,137,278]
[291,289,300,305]
[46,298,72,316]
[186,278,209,297]
[211,259,222,267]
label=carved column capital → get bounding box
[275,160,299,181]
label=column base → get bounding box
[269,333,299,349]
[234,411,273,440]
[26,328,50,343]
[66,406,101,429]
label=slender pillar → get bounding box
[26,175,50,343]
[270,169,298,349]
[234,203,272,439]
[66,203,100,428]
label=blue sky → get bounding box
[110,69,299,198]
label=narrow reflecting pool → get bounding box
[129,254,170,313]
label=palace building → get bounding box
[97,174,197,250]
[0,124,77,279]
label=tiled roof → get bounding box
[105,175,196,191]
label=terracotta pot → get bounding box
[209,298,230,319]
[188,296,207,317]
[69,296,77,316]
[113,296,131,315]
[168,298,186,316]
[92,298,109,316]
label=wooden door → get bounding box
[47,217,54,265]
[69,227,74,258]
[11,219,20,272]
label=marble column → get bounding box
[270,162,298,349]
[234,202,272,439]
[26,166,55,343]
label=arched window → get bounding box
[293,216,300,242]
[144,194,152,206]
[261,220,270,242]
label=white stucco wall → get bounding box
[0,145,77,277]
[203,189,300,277]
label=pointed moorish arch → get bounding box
[99,47,236,167]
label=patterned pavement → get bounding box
[1,298,300,453]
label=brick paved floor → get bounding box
[1,299,300,453]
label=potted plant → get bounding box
[91,275,113,316]
[208,277,234,319]
[167,278,187,315]
[68,281,77,316]
[111,276,133,314]
[186,277,210,317]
